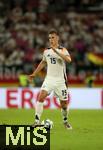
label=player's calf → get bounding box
[61,107,72,129]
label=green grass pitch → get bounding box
[0,109,103,150]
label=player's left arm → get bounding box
[53,48,71,63]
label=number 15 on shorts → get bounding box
[62,90,67,99]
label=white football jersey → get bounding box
[42,46,70,82]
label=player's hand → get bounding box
[28,74,35,83]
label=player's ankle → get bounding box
[35,114,40,124]
[35,120,40,124]
[63,117,68,124]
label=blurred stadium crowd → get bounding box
[0,0,103,87]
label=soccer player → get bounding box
[28,29,72,129]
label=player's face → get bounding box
[48,33,59,46]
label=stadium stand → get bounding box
[0,0,103,87]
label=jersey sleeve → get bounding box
[62,48,70,56]
[42,51,46,61]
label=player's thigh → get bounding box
[55,83,68,101]
[39,80,54,102]
[37,90,48,102]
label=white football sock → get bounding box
[61,107,69,123]
[35,101,44,123]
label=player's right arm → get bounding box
[28,60,47,82]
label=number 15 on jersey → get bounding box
[50,58,56,64]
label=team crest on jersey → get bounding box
[47,54,50,57]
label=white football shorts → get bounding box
[41,77,68,101]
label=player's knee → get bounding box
[61,101,68,109]
[37,91,47,102]
[62,105,67,110]
[37,96,44,102]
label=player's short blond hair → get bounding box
[48,29,59,36]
